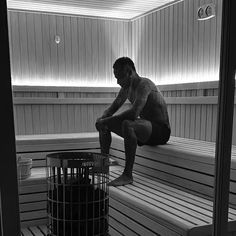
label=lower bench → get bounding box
[109,169,236,236]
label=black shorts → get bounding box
[138,123,171,146]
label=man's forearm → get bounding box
[102,109,136,124]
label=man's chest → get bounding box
[127,88,136,104]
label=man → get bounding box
[95,57,170,186]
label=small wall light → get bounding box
[54,35,61,44]
[197,3,216,20]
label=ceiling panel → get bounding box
[7,0,183,20]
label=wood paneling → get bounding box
[12,83,236,146]
[8,11,131,87]
[8,0,223,86]
[132,0,222,84]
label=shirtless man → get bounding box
[95,57,170,186]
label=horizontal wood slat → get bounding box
[21,225,47,235]
[13,96,236,105]
[14,97,128,105]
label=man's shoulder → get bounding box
[139,77,157,90]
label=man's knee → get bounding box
[95,121,100,131]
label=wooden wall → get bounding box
[12,82,236,145]
[132,0,223,84]
[7,11,131,87]
[13,86,130,135]
[8,1,232,146]
[8,0,223,86]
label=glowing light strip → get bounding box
[11,72,222,87]
[12,77,120,87]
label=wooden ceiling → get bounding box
[7,0,182,20]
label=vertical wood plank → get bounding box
[34,14,44,81]
[206,104,213,141]
[16,105,26,135]
[56,15,66,84]
[67,105,75,133]
[71,17,79,82]
[39,105,48,134]
[32,105,41,134]
[49,15,58,81]
[64,16,72,84]
[176,104,181,137]
[18,12,29,81]
[189,104,196,139]
[41,14,51,81]
[60,104,68,133]
[184,104,191,138]
[24,105,33,135]
[200,104,207,141]
[180,104,186,137]
[195,104,201,140]
[74,104,81,132]
[53,105,61,133]
[47,104,55,133]
[8,12,21,80]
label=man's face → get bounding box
[113,65,130,88]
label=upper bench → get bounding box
[110,135,236,208]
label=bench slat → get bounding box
[20,210,47,221]
[21,228,32,236]
[109,226,124,236]
[110,207,157,236]
[130,170,236,219]
[111,149,215,186]
[19,192,47,204]
[19,184,47,194]
[110,172,212,223]
[28,226,45,236]
[38,225,47,234]
[110,198,181,236]
[110,148,236,204]
[112,135,236,168]
[20,201,46,212]
[110,172,209,225]
[21,219,48,228]
[17,141,100,153]
[109,216,138,236]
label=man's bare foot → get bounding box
[108,174,133,187]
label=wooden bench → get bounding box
[108,135,236,236]
[16,133,236,235]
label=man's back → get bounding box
[127,77,170,128]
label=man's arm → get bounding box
[103,82,151,122]
[101,88,128,118]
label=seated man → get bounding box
[95,57,171,186]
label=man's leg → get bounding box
[108,119,152,186]
[96,116,123,155]
[99,129,111,155]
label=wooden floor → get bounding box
[21,225,112,236]
[21,225,47,236]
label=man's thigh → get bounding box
[105,116,123,137]
[106,117,152,143]
[127,119,152,143]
